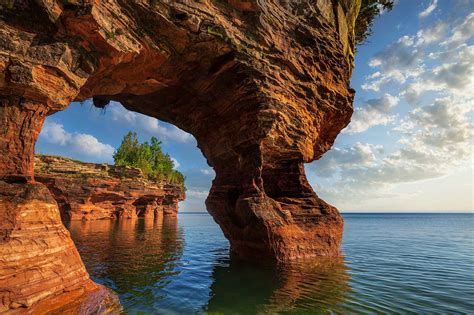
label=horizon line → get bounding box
[179,211,474,214]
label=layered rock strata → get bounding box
[34,155,185,222]
[0,181,120,313]
[0,0,362,312]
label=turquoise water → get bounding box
[67,213,474,314]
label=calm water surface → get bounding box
[67,213,474,314]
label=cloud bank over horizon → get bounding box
[307,3,473,212]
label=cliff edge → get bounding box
[0,0,372,312]
[34,155,185,221]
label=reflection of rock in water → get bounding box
[206,257,350,314]
[66,216,184,309]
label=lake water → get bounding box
[66,213,474,314]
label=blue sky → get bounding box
[36,0,473,212]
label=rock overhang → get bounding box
[0,0,368,311]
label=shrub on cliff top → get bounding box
[114,131,185,189]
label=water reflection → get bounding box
[65,213,474,314]
[206,257,350,314]
[67,214,350,314]
[66,216,184,310]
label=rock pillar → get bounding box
[0,99,118,312]
[0,97,48,180]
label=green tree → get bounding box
[113,132,186,190]
[114,131,139,167]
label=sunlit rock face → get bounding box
[34,155,185,221]
[0,181,120,313]
[0,0,360,312]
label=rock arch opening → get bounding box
[0,0,360,312]
[34,102,189,222]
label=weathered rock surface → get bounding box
[0,181,120,313]
[0,0,363,312]
[34,155,185,221]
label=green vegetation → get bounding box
[355,0,394,44]
[114,132,185,189]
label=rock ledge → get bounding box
[34,155,185,221]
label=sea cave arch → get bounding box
[0,0,359,312]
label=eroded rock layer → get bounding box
[34,155,185,221]
[1,0,362,312]
[0,181,120,313]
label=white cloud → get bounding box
[364,13,474,95]
[108,102,193,143]
[179,167,216,211]
[41,121,70,145]
[311,97,473,205]
[200,168,212,175]
[368,35,420,72]
[171,157,180,169]
[400,98,473,149]
[362,36,423,91]
[415,22,447,46]
[310,9,474,211]
[345,94,399,133]
[419,0,438,18]
[399,82,427,105]
[40,121,115,161]
[430,46,474,92]
[364,11,474,101]
[70,134,114,158]
[314,142,382,178]
[183,168,215,191]
[401,44,474,104]
[186,190,209,198]
[442,13,474,47]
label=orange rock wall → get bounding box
[0,0,363,312]
[34,155,185,222]
[0,181,119,313]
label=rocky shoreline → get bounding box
[34,155,185,222]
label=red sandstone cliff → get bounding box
[34,155,185,222]
[0,181,121,313]
[0,0,367,312]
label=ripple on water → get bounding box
[67,213,474,314]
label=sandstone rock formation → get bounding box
[35,155,185,221]
[0,0,363,312]
[0,181,120,313]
